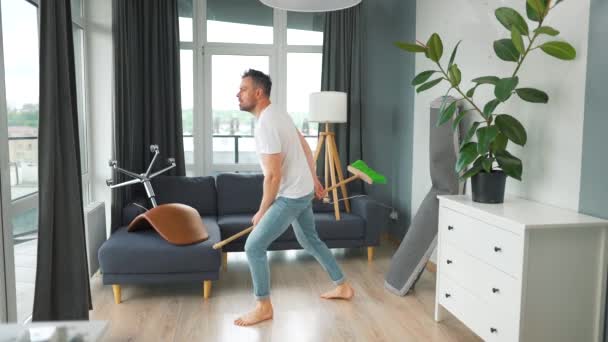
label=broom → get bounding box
[212,160,386,250]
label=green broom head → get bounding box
[350,160,387,184]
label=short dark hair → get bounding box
[242,69,272,97]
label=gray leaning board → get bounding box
[385,96,464,295]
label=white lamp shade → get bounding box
[309,91,348,123]
[259,0,361,12]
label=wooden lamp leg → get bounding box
[330,136,351,213]
[327,134,341,220]
[314,134,325,164]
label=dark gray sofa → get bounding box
[98,174,384,303]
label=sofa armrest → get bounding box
[350,195,387,246]
[121,202,148,226]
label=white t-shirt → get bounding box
[255,104,314,198]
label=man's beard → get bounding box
[239,102,255,113]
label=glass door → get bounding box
[0,0,40,323]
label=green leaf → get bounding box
[496,150,523,180]
[476,126,500,155]
[494,39,521,62]
[526,0,546,19]
[511,26,525,54]
[460,164,484,180]
[462,122,481,147]
[412,70,437,86]
[426,33,444,62]
[438,90,453,114]
[472,76,500,85]
[466,85,478,97]
[495,77,519,102]
[482,158,494,173]
[491,133,509,153]
[483,99,501,118]
[526,3,540,21]
[495,7,529,35]
[452,109,468,131]
[416,78,443,93]
[437,101,458,127]
[495,114,527,146]
[448,41,462,70]
[535,26,560,36]
[516,88,549,103]
[540,41,577,60]
[448,64,462,86]
[456,142,479,173]
[394,41,427,53]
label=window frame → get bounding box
[182,0,323,175]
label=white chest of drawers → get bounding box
[435,195,608,342]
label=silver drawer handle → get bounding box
[492,287,500,294]
[494,246,502,252]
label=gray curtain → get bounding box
[320,5,363,192]
[111,0,186,230]
[33,0,91,320]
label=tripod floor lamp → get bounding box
[309,91,350,220]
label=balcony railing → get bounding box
[183,134,319,165]
[8,136,38,200]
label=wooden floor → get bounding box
[90,241,481,342]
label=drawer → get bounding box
[439,273,520,342]
[440,207,524,277]
[439,242,522,318]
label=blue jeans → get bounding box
[244,192,345,299]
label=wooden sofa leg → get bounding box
[203,280,212,299]
[367,247,374,263]
[222,252,228,271]
[112,285,121,304]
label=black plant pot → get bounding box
[471,171,507,204]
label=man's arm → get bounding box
[298,130,325,199]
[253,153,283,226]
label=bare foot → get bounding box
[234,300,274,326]
[321,283,355,300]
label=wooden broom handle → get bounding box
[325,174,359,193]
[213,226,254,250]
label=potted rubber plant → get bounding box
[396,0,576,203]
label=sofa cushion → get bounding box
[217,212,365,244]
[151,176,217,216]
[314,213,365,240]
[99,217,221,275]
[216,173,264,215]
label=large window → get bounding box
[179,0,324,174]
[0,0,90,322]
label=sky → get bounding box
[1,0,39,109]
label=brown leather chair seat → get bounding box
[128,203,208,245]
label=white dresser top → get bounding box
[438,195,608,232]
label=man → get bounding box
[234,69,355,326]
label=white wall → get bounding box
[412,0,591,216]
[85,0,113,235]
